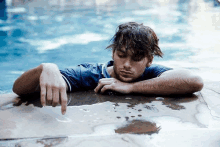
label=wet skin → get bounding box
[109,49,152,83]
[94,48,153,94]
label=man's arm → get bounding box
[13,63,68,115]
[130,69,203,95]
[13,64,43,95]
[94,69,204,95]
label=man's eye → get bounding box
[132,57,142,62]
[118,54,125,58]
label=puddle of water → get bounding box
[115,120,160,135]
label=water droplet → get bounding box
[156,97,164,100]
[83,109,90,112]
[125,117,129,121]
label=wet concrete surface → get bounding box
[0,81,220,146]
[0,0,220,146]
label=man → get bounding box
[12,22,204,115]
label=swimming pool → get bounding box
[0,0,220,93]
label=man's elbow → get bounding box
[12,78,28,95]
[190,75,204,93]
[12,82,21,95]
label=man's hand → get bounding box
[94,78,132,94]
[40,63,67,115]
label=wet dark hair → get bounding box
[106,22,163,60]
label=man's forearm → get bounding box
[13,64,43,95]
[130,70,204,95]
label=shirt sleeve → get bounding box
[142,64,173,80]
[60,63,103,92]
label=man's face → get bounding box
[112,48,152,82]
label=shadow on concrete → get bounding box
[9,90,199,111]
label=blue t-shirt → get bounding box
[60,60,172,92]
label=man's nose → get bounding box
[123,59,132,69]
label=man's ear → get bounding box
[146,56,154,67]
[112,51,113,60]
[112,50,115,60]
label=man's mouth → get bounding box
[120,71,132,75]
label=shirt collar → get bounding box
[101,60,146,82]
[102,60,114,78]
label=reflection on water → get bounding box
[13,90,198,110]
[0,90,200,128]
[0,0,220,94]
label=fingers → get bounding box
[40,84,46,106]
[60,87,67,115]
[100,85,112,93]
[52,88,59,107]
[94,78,113,93]
[94,82,103,93]
[40,83,67,115]
[47,86,52,105]
[39,66,68,115]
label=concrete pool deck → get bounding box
[0,81,220,147]
[1,0,220,146]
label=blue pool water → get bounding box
[0,0,220,93]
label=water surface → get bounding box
[0,0,220,93]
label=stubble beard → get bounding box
[113,66,134,83]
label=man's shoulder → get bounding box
[77,62,110,78]
[78,62,105,71]
[147,64,172,70]
[142,64,172,78]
